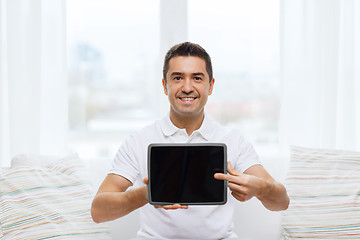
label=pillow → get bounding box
[281,146,360,239]
[11,153,62,167]
[0,154,111,239]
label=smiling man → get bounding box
[163,54,214,135]
[91,42,289,240]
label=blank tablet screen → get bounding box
[147,143,227,205]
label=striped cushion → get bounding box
[0,154,111,239]
[281,146,360,239]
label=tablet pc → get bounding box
[147,143,227,205]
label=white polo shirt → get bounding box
[110,113,261,240]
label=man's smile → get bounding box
[178,96,198,103]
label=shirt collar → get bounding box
[196,114,214,141]
[160,113,214,141]
[160,113,179,137]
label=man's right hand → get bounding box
[91,174,148,223]
[143,177,188,210]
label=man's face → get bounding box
[162,56,214,118]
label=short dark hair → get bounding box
[163,42,213,82]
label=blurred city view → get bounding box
[67,0,280,159]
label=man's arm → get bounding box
[214,162,289,211]
[91,174,148,223]
[91,175,188,223]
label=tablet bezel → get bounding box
[147,143,227,205]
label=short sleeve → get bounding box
[234,135,262,173]
[109,135,139,184]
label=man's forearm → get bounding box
[257,180,289,211]
[91,186,148,223]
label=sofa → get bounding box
[1,145,359,239]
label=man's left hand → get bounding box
[214,162,265,202]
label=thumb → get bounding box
[227,161,241,176]
[143,177,148,185]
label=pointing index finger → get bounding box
[214,162,241,181]
[214,172,230,181]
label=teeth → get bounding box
[182,98,194,101]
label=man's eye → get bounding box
[174,76,181,80]
[194,77,202,81]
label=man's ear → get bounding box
[208,78,215,95]
[162,79,168,95]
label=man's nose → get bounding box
[182,78,193,93]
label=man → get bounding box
[91,42,289,239]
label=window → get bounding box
[67,0,280,158]
[67,0,161,157]
[189,0,280,156]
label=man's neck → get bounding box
[169,111,205,136]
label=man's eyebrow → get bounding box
[170,72,183,76]
[169,72,205,77]
[192,72,205,76]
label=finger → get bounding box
[143,177,148,185]
[214,162,241,180]
[215,172,244,186]
[154,204,183,209]
[154,204,188,210]
[227,161,241,176]
[228,182,248,194]
[167,204,188,210]
[214,172,231,181]
[231,191,248,202]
